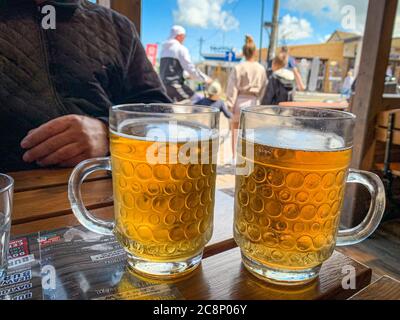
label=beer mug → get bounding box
[234,106,385,285]
[69,104,220,279]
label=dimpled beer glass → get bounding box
[234,106,386,285]
[69,104,220,279]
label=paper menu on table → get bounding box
[0,226,183,300]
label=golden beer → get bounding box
[110,122,217,264]
[234,129,352,272]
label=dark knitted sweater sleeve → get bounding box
[117,20,171,105]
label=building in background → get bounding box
[257,30,363,94]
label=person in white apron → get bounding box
[226,35,267,157]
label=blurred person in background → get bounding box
[0,0,170,172]
[281,46,306,91]
[262,53,295,105]
[226,35,267,157]
[196,81,232,119]
[160,25,212,103]
[341,70,355,100]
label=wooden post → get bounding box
[343,0,398,226]
[110,0,142,36]
[267,0,280,62]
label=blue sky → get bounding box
[141,0,370,62]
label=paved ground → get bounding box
[217,116,234,167]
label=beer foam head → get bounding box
[249,127,347,151]
[115,120,216,142]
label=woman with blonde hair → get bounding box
[226,35,267,157]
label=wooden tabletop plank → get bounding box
[172,248,372,300]
[12,179,113,225]
[11,190,236,258]
[11,207,109,236]
[349,276,400,300]
[8,169,109,193]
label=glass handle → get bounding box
[336,169,386,246]
[68,157,114,236]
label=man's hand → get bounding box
[21,115,109,168]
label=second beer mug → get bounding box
[69,104,220,279]
[234,106,386,285]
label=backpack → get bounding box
[262,69,295,105]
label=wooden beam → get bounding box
[351,0,398,170]
[344,0,398,227]
[382,95,400,109]
[111,0,142,36]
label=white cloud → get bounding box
[283,0,368,34]
[284,0,400,40]
[279,14,313,41]
[173,0,239,31]
[284,0,400,37]
[318,34,332,43]
[284,0,342,19]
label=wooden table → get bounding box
[279,101,349,111]
[8,168,374,300]
[349,276,400,300]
